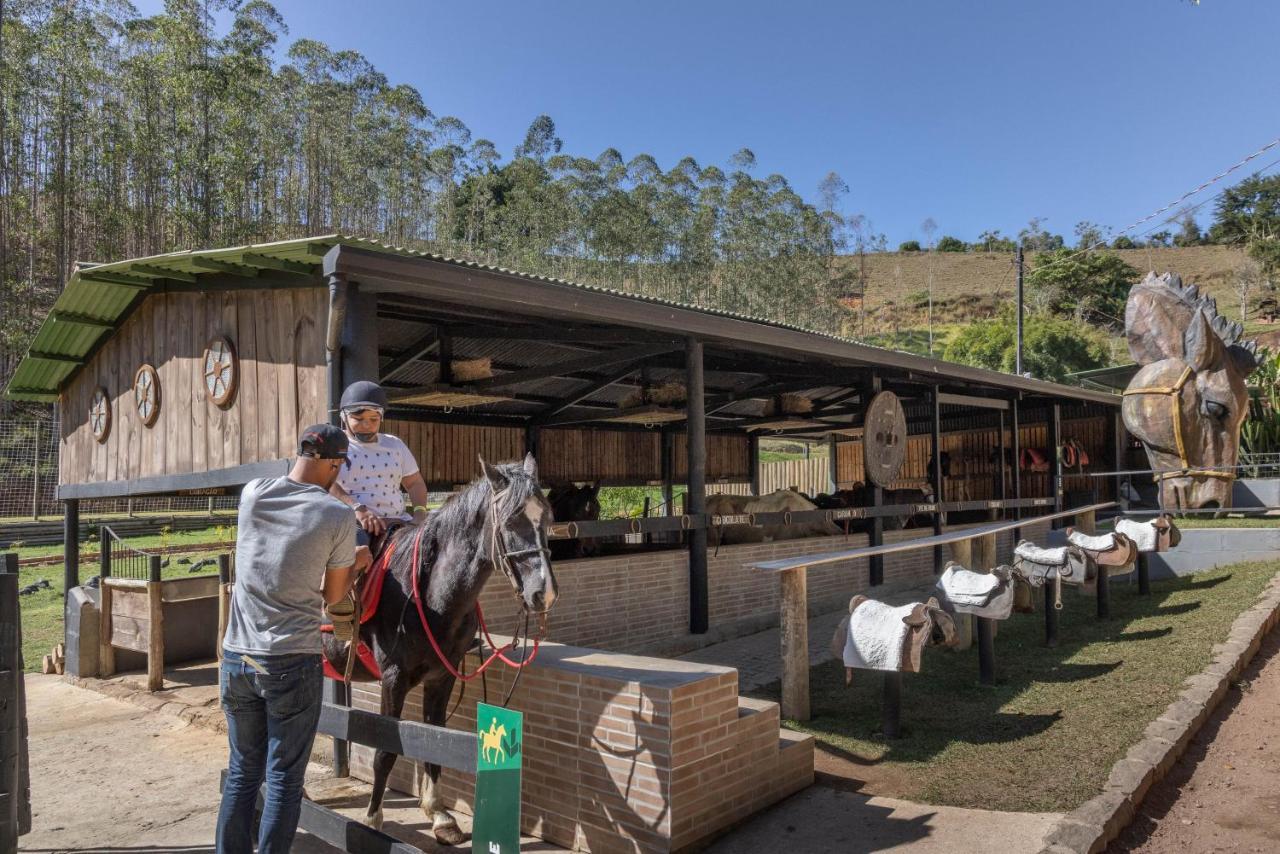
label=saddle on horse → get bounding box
[322,524,406,683]
[829,595,956,683]
[1114,515,1181,553]
[935,561,1016,621]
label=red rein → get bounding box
[408,527,541,681]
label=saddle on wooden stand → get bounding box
[1114,515,1181,553]
[829,595,956,684]
[1012,540,1097,610]
[1064,528,1138,574]
[935,561,1017,621]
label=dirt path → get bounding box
[1110,630,1280,853]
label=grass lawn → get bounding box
[751,559,1278,813]
[1172,516,1280,528]
[5,524,235,672]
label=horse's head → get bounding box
[547,483,600,522]
[1122,272,1258,511]
[480,453,559,613]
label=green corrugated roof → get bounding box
[6,234,1121,405]
[4,235,399,402]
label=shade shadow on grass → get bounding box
[749,560,1278,813]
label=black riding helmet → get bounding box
[340,381,388,443]
[340,380,388,412]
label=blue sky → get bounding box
[139,0,1280,246]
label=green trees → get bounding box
[1025,247,1140,326]
[1211,172,1280,282]
[941,310,1110,382]
[898,240,921,252]
[936,235,967,252]
[0,1,854,403]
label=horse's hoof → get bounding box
[433,822,467,846]
[363,810,384,831]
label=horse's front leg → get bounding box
[418,674,465,846]
[364,671,411,831]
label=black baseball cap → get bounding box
[298,423,350,465]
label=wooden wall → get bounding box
[383,419,524,488]
[835,414,1113,501]
[59,288,328,486]
[383,423,752,488]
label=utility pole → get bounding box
[1015,242,1025,377]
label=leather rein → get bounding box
[1123,364,1235,483]
[407,486,549,682]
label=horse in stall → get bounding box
[320,453,557,843]
[706,488,840,545]
[545,482,601,559]
[813,483,935,531]
[1122,271,1258,512]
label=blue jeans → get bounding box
[216,651,323,854]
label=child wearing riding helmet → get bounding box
[329,381,430,558]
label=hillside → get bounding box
[836,244,1256,351]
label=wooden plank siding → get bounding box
[59,288,328,487]
[834,414,1112,501]
[382,419,524,489]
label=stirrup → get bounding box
[326,595,356,642]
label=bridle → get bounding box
[405,479,550,684]
[1123,364,1235,484]
[486,485,554,614]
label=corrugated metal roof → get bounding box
[5,234,1119,405]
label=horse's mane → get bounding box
[1129,271,1258,368]
[416,460,543,548]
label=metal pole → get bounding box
[1015,243,1025,377]
[1113,411,1126,507]
[63,501,80,649]
[867,374,884,586]
[1138,552,1151,596]
[996,409,1007,519]
[826,434,838,494]
[931,387,944,574]
[687,337,709,634]
[99,525,112,580]
[748,432,761,495]
[1011,396,1022,542]
[31,422,39,521]
[882,672,903,739]
[977,617,996,685]
[1044,583,1059,648]
[2,552,31,848]
[1049,402,1063,527]
[1097,569,1111,619]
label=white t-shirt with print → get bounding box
[336,433,419,520]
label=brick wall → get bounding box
[350,641,814,852]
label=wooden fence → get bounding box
[756,457,830,496]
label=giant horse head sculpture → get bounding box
[1122,272,1258,511]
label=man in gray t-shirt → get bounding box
[216,424,366,854]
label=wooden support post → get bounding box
[661,429,675,543]
[826,434,838,494]
[147,556,164,692]
[881,672,903,740]
[217,554,232,653]
[1138,552,1151,596]
[1077,509,1097,534]
[2,552,32,846]
[931,387,944,573]
[524,423,539,461]
[1044,582,1059,648]
[99,581,115,678]
[1097,567,1111,620]
[99,525,111,580]
[326,678,350,777]
[779,567,810,722]
[950,537,972,569]
[687,337,709,634]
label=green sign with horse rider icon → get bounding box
[472,702,523,854]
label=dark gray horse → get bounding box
[322,453,557,843]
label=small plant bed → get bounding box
[1170,515,1280,529]
[750,560,1278,813]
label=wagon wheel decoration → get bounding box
[863,390,907,488]
[133,364,161,427]
[90,387,112,444]
[203,336,238,407]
